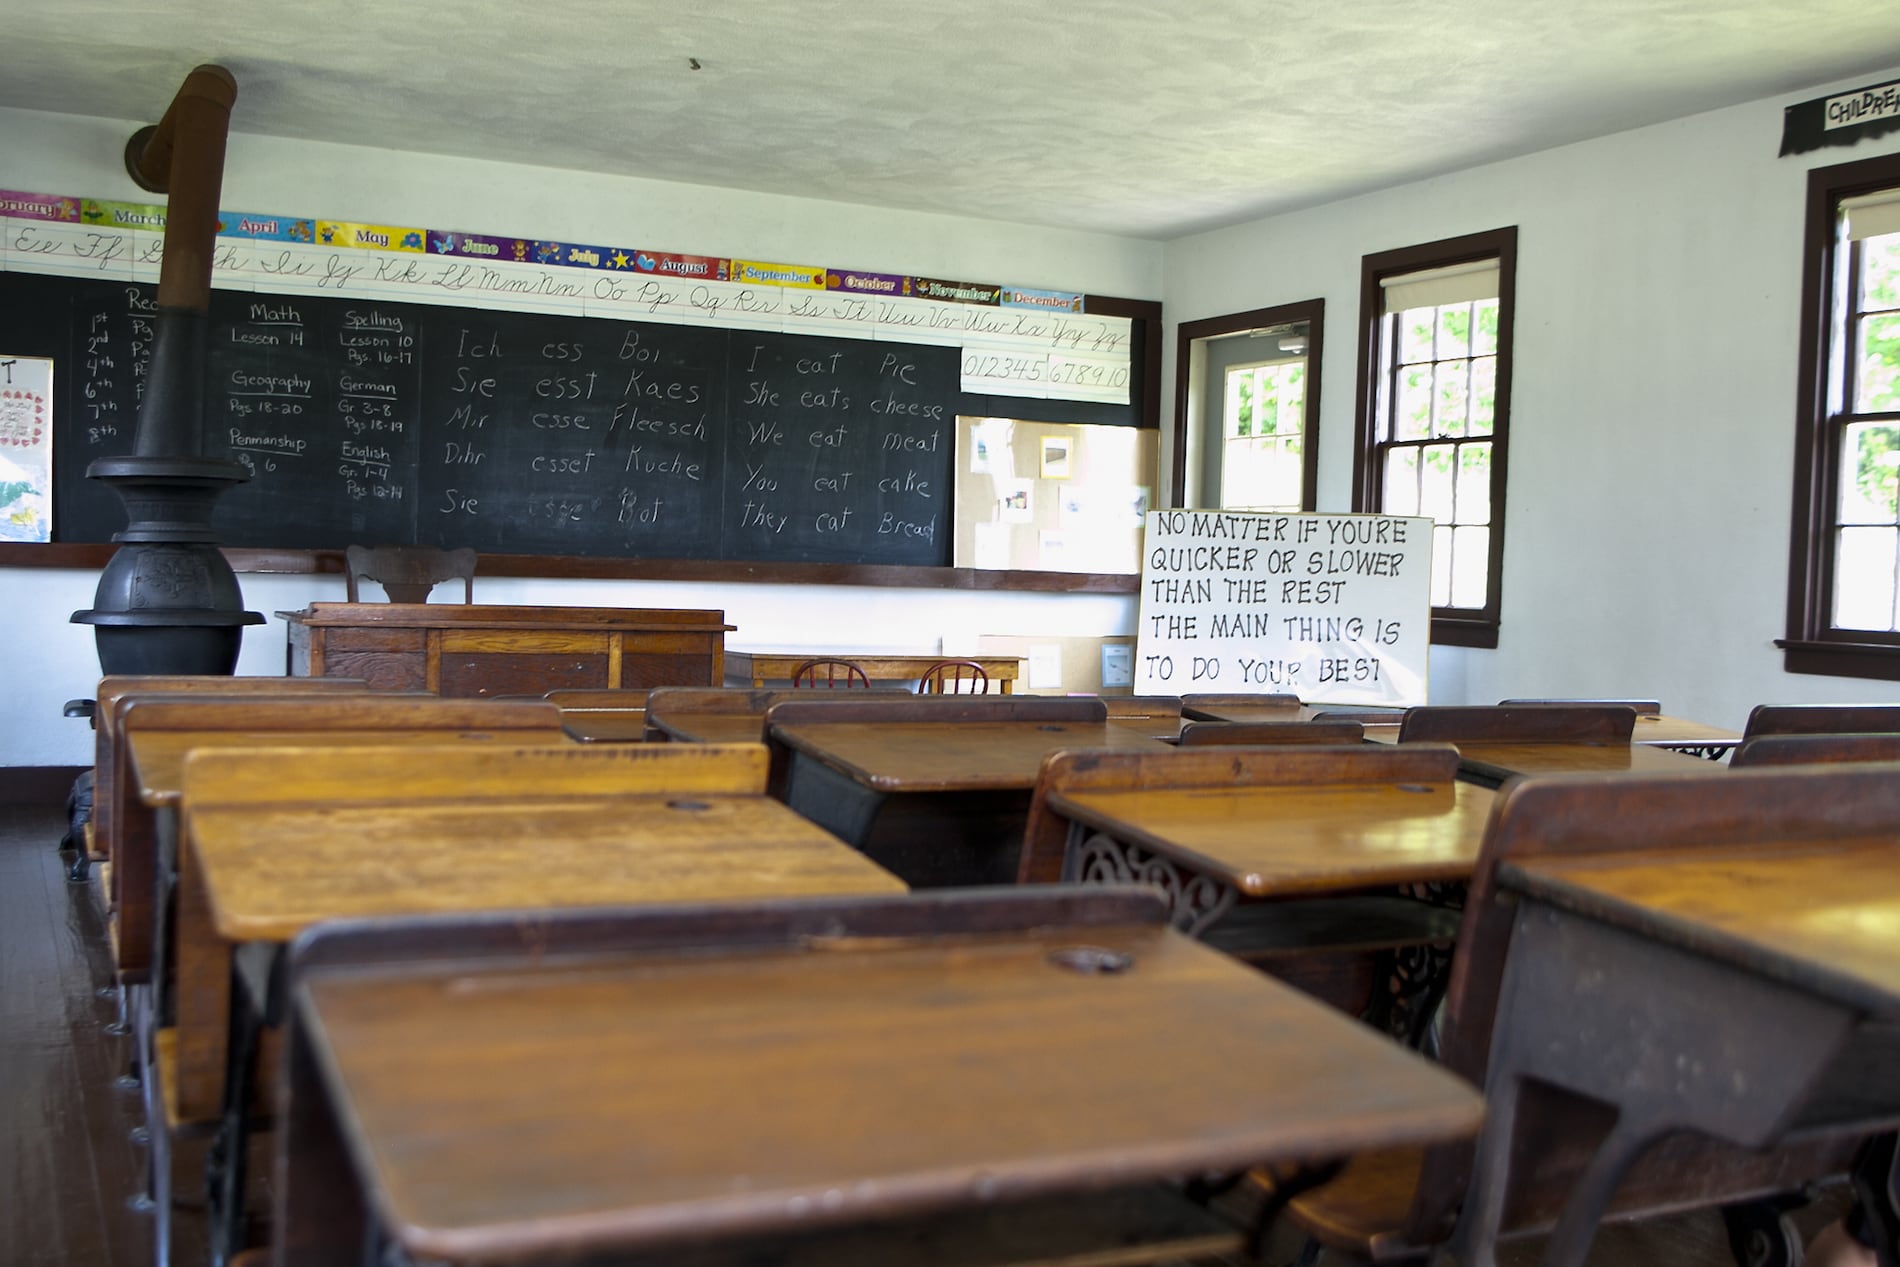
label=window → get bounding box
[1172,299,1322,511]
[1219,344,1309,510]
[1784,151,1900,680]
[1354,228,1517,648]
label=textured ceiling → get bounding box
[5,1,1900,239]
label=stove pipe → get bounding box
[71,64,263,674]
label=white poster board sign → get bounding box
[1133,510,1431,705]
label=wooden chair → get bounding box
[1396,704,1636,744]
[1178,720,1365,746]
[1730,731,1900,767]
[343,543,476,603]
[916,659,991,694]
[789,658,872,689]
[1256,766,1892,1267]
[1742,703,1900,740]
[1101,695,1184,719]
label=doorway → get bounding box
[1172,298,1322,510]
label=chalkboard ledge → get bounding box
[0,544,1138,596]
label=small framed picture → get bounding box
[1040,435,1072,480]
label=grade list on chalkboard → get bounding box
[3,271,958,567]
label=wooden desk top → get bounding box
[562,710,650,743]
[1048,779,1496,896]
[1633,715,1742,747]
[130,727,566,807]
[1504,838,1900,1018]
[772,720,1175,793]
[652,713,770,744]
[189,794,905,943]
[1453,740,1714,783]
[300,921,1483,1259]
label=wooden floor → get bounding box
[0,794,1849,1267]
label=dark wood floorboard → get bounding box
[0,796,1852,1267]
[2,803,206,1267]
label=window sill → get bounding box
[1778,638,1900,682]
[1430,614,1499,650]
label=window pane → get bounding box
[1450,525,1491,609]
[1457,442,1492,525]
[1841,423,1900,524]
[1275,364,1306,437]
[1854,312,1900,413]
[1434,361,1468,437]
[1419,443,1456,523]
[1384,447,1420,515]
[1224,368,1252,438]
[1436,303,1472,359]
[1396,366,1432,440]
[1834,525,1899,631]
[1860,232,1900,310]
[1223,436,1303,511]
[1431,524,1453,607]
[1398,311,1434,364]
[1468,356,1496,436]
[1472,298,1500,357]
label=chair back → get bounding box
[1730,732,1900,767]
[1177,720,1365,746]
[1742,703,1900,740]
[1397,704,1635,744]
[344,544,476,603]
[1500,697,1661,716]
[917,659,991,695]
[789,658,872,689]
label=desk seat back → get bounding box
[766,694,1109,729]
[1742,703,1900,740]
[182,742,770,809]
[1181,692,1302,711]
[1018,745,1461,885]
[1396,704,1636,744]
[1731,732,1900,767]
[1399,763,1900,1242]
[1177,720,1366,746]
[119,694,561,734]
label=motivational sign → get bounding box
[1133,510,1430,705]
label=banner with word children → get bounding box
[1133,510,1430,705]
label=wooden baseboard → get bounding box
[0,766,88,809]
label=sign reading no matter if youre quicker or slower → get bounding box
[1133,510,1431,706]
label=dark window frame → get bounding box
[1170,298,1324,510]
[1352,227,1518,649]
[1781,149,1900,680]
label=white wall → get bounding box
[0,107,1159,766]
[1164,65,1900,731]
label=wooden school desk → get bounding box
[177,742,905,1264]
[643,687,915,745]
[1449,769,1900,1267]
[1024,745,1488,1032]
[281,602,732,695]
[271,889,1485,1266]
[727,648,1022,692]
[768,697,1175,886]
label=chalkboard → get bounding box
[0,268,1076,568]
